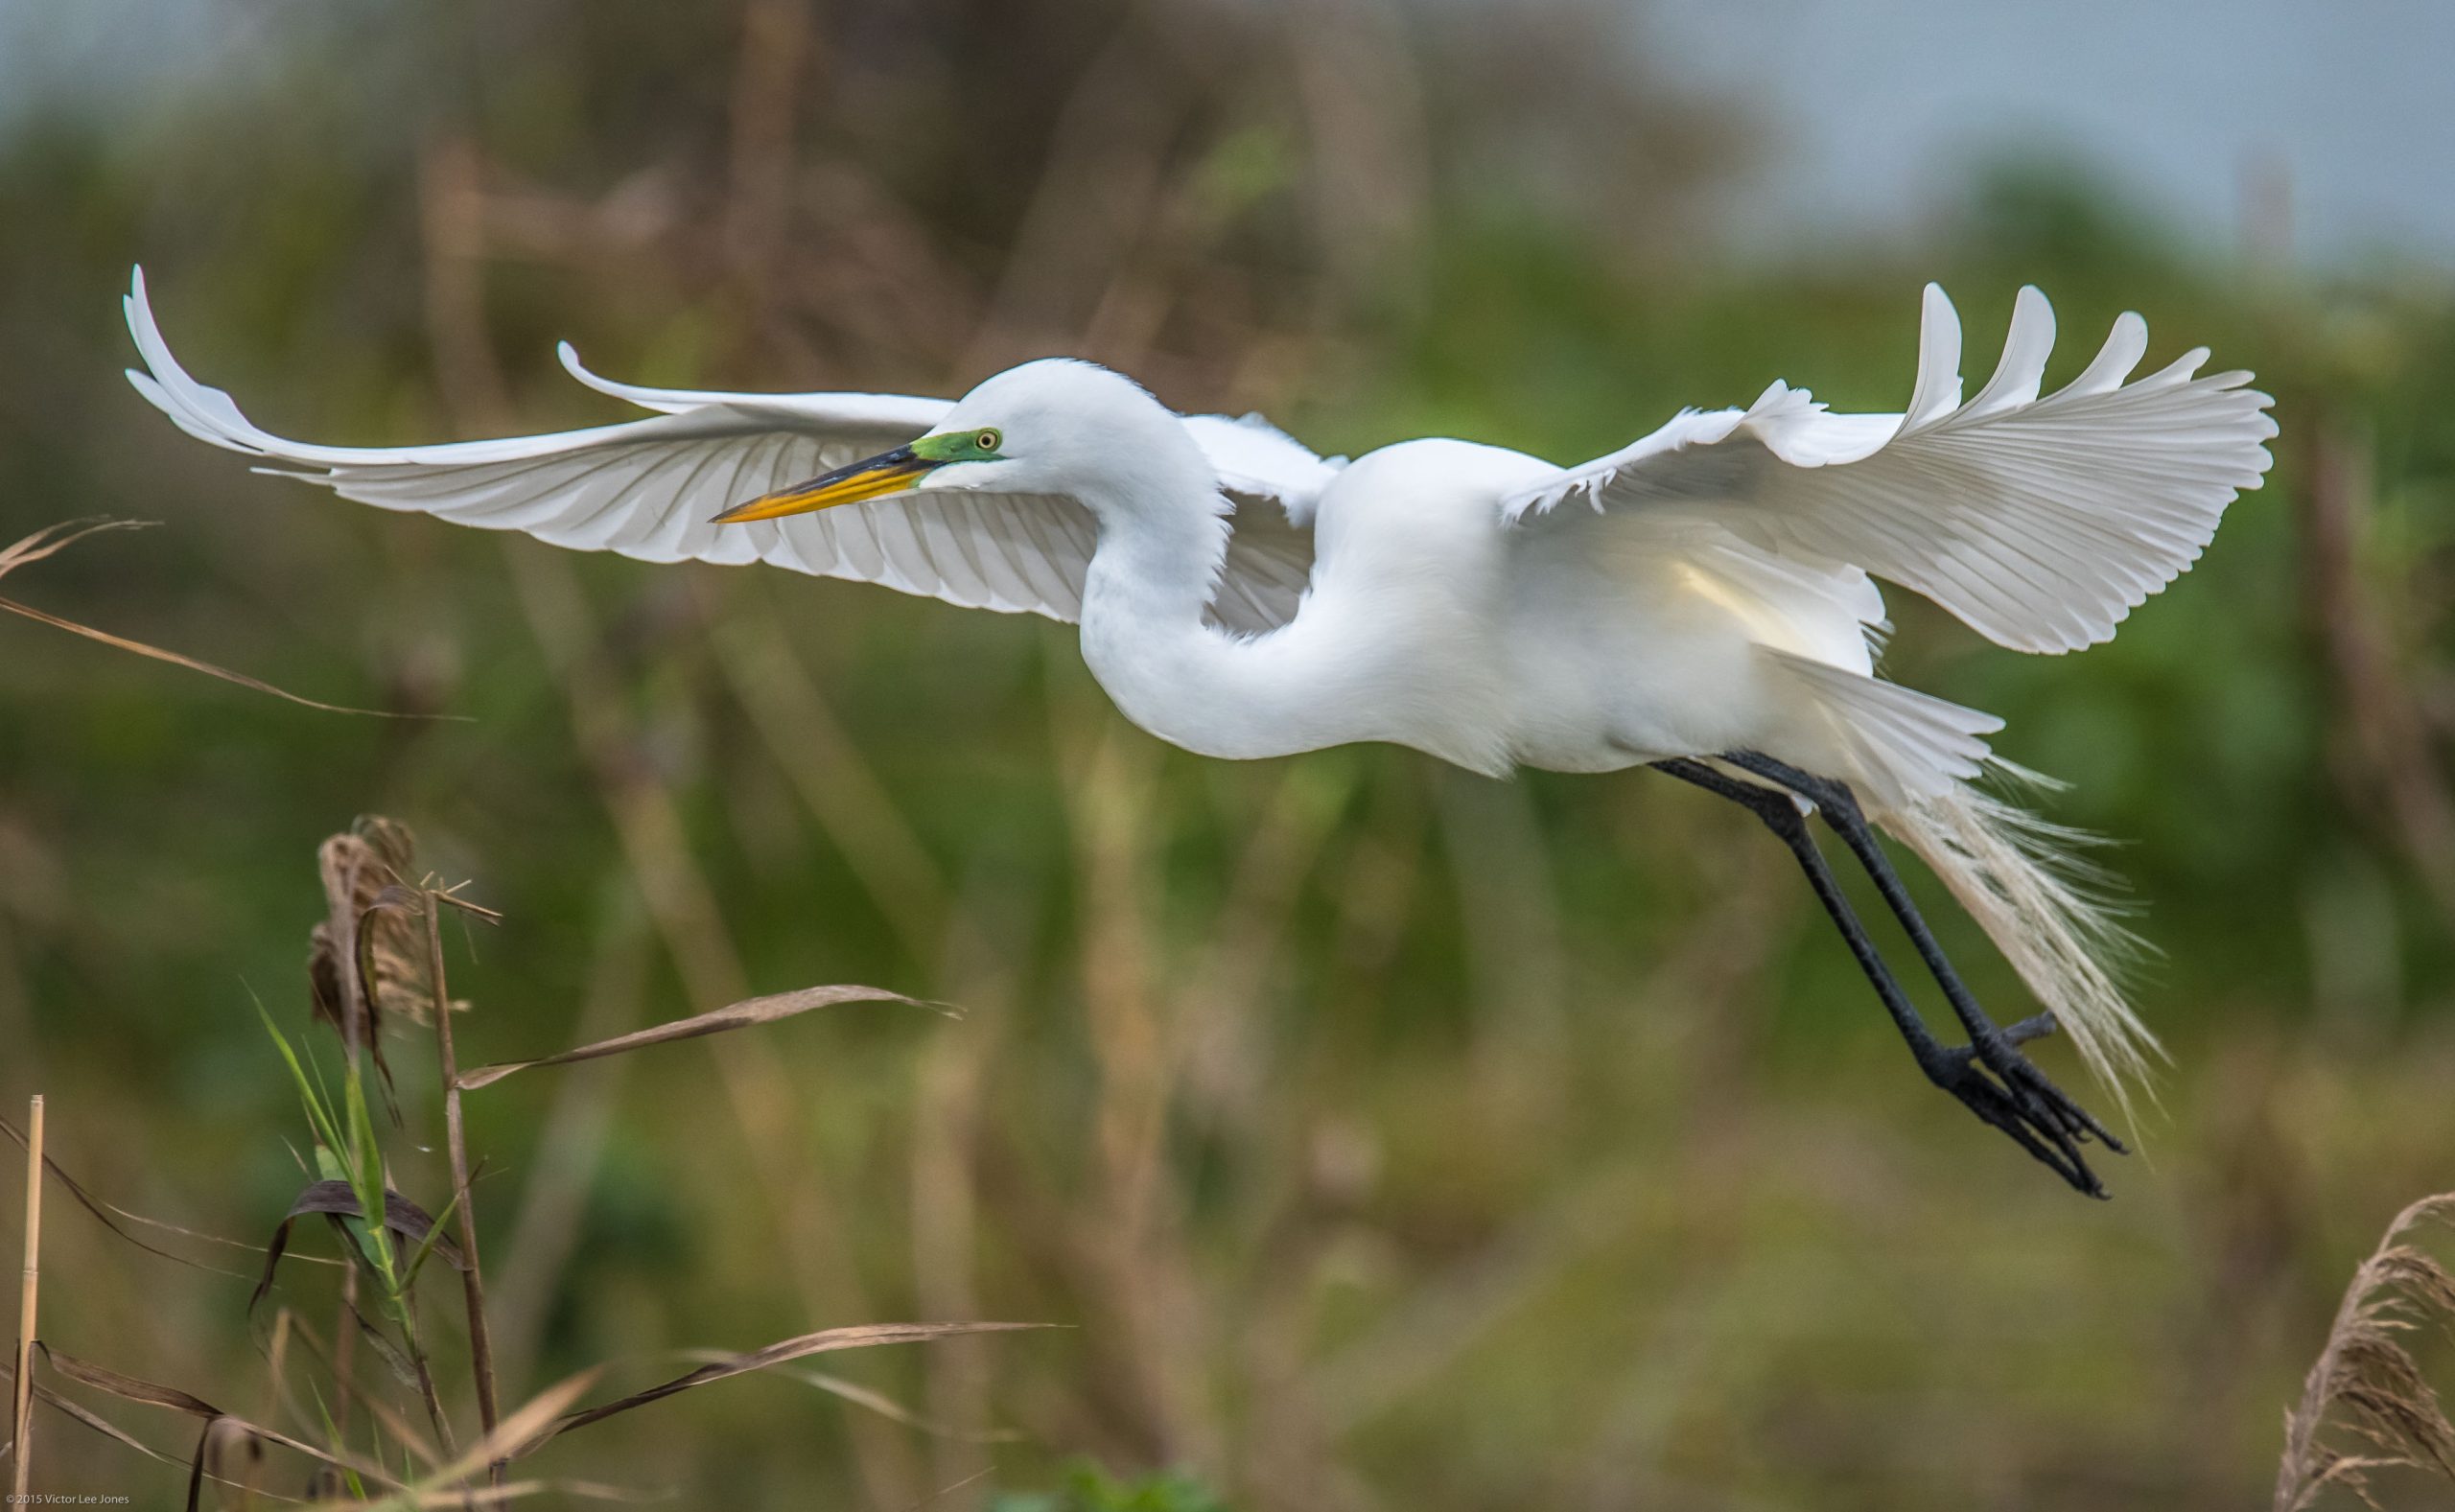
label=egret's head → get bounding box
[712,358,1193,523]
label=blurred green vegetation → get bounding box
[991,1460,1232,1512]
[3,3,2454,1509]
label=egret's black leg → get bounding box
[1652,762,1947,1065]
[1718,751,2126,1161]
[1651,758,2104,1195]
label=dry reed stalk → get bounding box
[10,1093,39,1500]
[0,867,39,1096]
[424,893,503,1484]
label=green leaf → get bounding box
[398,1185,462,1289]
[339,1054,395,1284]
[254,991,343,1158]
[301,1377,369,1502]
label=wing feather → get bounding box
[127,268,1334,629]
[1505,285,2278,654]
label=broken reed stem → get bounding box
[12,1093,42,1500]
[426,891,503,1486]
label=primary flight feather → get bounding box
[124,268,2277,1197]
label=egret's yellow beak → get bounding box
[713,445,936,523]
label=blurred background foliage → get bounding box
[3,1,2454,1507]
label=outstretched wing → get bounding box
[127,268,1331,629]
[1502,285,2279,654]
[1177,412,1334,634]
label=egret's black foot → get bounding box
[1648,756,2131,1199]
[1923,1012,2126,1198]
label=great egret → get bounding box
[124,268,2276,1197]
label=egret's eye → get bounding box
[974,429,1002,454]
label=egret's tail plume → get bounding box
[1874,774,2159,1118]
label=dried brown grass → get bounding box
[2276,1191,2455,1510]
[10,1094,39,1501]
[0,521,424,720]
[0,804,1027,1506]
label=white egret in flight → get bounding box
[124,269,2275,1197]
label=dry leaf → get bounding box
[26,1344,390,1502]
[455,984,943,1090]
[0,1363,270,1501]
[0,1109,274,1281]
[535,1322,1048,1451]
[40,1345,222,1417]
[308,817,471,1050]
[249,1180,467,1316]
[0,519,415,717]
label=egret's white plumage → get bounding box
[124,271,1323,635]
[123,268,2277,1177]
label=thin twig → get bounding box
[407,1338,456,1465]
[12,1093,43,1500]
[425,889,503,1485]
[332,1262,359,1443]
[0,592,421,719]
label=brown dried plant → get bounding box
[1,805,1022,1506]
[307,817,465,1042]
[0,521,407,718]
[2276,1191,2455,1510]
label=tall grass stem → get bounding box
[11,1093,43,1500]
[424,892,503,1485]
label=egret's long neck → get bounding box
[1075,477,1360,762]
